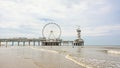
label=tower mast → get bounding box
[76,26,81,40]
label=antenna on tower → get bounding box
[76,25,81,40]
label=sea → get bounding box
[32,45,120,68]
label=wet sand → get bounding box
[0,46,83,68]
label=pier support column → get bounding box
[60,42,61,46]
[33,41,35,46]
[23,41,25,46]
[18,41,20,46]
[0,42,1,46]
[38,41,40,46]
[6,41,8,47]
[63,42,65,45]
[72,42,73,45]
[29,41,30,46]
[12,42,14,46]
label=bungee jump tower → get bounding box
[73,27,84,46]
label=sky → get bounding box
[0,0,120,45]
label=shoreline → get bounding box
[0,46,120,68]
[0,46,84,68]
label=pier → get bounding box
[0,23,84,47]
[0,38,43,46]
[0,38,75,46]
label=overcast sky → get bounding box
[0,0,120,45]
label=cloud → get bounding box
[0,0,118,39]
[82,25,120,36]
[0,0,112,22]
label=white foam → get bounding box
[107,50,120,55]
[30,46,58,54]
[65,55,93,68]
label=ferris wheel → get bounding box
[42,23,61,40]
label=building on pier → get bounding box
[73,27,84,46]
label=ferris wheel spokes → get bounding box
[42,23,61,41]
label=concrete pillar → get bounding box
[0,42,1,46]
[23,41,25,46]
[72,42,73,45]
[12,42,14,46]
[43,42,44,46]
[42,42,43,46]
[61,42,63,46]
[33,41,35,46]
[39,42,41,46]
[72,44,74,48]
[29,41,30,46]
[52,42,53,46]
[60,42,61,46]
[38,41,40,46]
[6,41,8,47]
[18,41,20,46]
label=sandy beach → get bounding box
[0,46,83,68]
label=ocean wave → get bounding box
[65,54,93,68]
[107,50,120,55]
[66,55,120,68]
[30,46,58,54]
